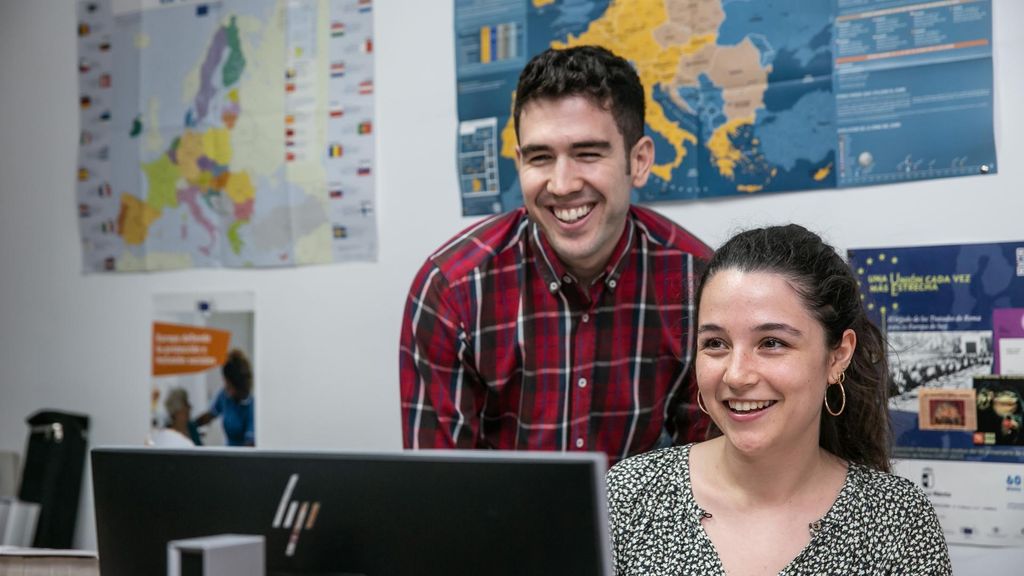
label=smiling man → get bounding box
[399,46,712,466]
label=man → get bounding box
[400,46,711,466]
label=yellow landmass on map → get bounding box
[814,164,832,181]
[707,117,752,179]
[202,127,233,165]
[176,131,204,183]
[497,0,775,186]
[551,0,699,182]
[533,0,555,7]
[117,194,161,246]
[142,154,180,211]
[681,33,715,55]
[501,96,519,160]
[737,184,762,193]
[225,171,255,204]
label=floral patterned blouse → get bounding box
[607,444,951,575]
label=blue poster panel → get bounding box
[849,241,1024,463]
[455,0,997,216]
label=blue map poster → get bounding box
[454,0,997,216]
[849,241,1024,463]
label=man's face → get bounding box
[516,95,653,283]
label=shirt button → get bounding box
[548,281,559,292]
[562,274,573,283]
[575,438,584,448]
[608,279,617,289]
[577,377,587,388]
[581,313,590,323]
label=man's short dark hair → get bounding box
[513,45,646,152]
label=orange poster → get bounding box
[152,322,231,376]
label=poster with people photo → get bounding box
[849,240,1024,464]
[150,293,255,447]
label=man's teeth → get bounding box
[553,204,593,223]
[727,400,775,412]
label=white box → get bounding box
[0,498,40,547]
[167,534,264,576]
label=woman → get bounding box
[607,224,950,575]
[194,348,255,446]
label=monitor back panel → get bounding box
[92,448,611,576]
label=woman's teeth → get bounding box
[727,400,776,413]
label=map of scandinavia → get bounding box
[112,1,331,270]
[457,0,837,213]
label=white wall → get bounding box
[1,0,1021,554]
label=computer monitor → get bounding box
[91,447,612,576]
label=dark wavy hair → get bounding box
[222,348,253,398]
[696,224,892,472]
[513,45,645,166]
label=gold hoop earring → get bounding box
[696,392,709,415]
[825,372,846,417]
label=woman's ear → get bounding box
[829,328,857,379]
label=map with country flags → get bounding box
[455,0,996,216]
[76,0,376,272]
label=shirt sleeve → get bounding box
[605,460,637,571]
[399,260,482,449]
[893,487,952,575]
[208,388,226,417]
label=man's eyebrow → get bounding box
[519,141,612,156]
[519,144,552,156]
[571,140,611,150]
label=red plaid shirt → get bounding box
[399,206,711,466]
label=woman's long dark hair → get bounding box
[697,224,892,472]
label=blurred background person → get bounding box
[194,349,254,446]
[150,387,200,447]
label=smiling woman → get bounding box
[607,224,952,576]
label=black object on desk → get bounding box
[20,410,90,549]
[92,447,612,576]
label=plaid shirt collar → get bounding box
[527,215,636,295]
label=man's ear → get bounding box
[630,135,654,188]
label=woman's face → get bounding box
[695,269,855,457]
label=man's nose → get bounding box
[547,157,582,196]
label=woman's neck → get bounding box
[697,436,841,508]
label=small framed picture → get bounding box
[974,375,1024,445]
[918,389,977,431]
